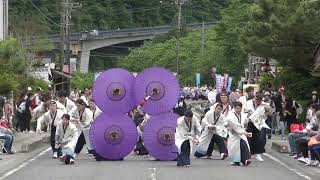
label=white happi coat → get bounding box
[91,107,103,121]
[68,107,93,130]
[210,103,232,118]
[36,109,65,132]
[175,116,201,154]
[55,121,78,151]
[238,96,249,105]
[196,110,227,155]
[33,101,67,119]
[243,99,270,130]
[62,98,76,113]
[227,112,250,162]
[69,107,93,149]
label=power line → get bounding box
[26,0,61,27]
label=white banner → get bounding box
[31,66,51,83]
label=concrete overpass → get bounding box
[46,22,215,72]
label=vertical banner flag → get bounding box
[215,74,222,93]
[223,74,229,90]
[227,77,233,91]
[196,73,201,87]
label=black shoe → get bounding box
[268,135,272,139]
[243,160,251,166]
[231,162,241,166]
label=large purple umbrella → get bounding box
[134,67,180,115]
[93,68,135,114]
[89,114,138,160]
[143,112,179,161]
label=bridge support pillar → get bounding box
[79,50,90,73]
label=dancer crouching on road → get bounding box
[56,114,78,164]
[175,110,201,167]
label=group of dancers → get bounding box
[34,86,272,166]
[175,87,273,167]
[35,90,102,164]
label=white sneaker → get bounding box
[298,157,308,164]
[70,158,75,164]
[311,161,319,167]
[53,152,58,159]
[255,154,264,162]
[220,153,228,160]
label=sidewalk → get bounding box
[0,132,50,175]
[265,135,320,179]
[12,132,50,153]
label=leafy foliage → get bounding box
[71,72,94,90]
[0,38,49,96]
[0,38,28,75]
[9,0,231,34]
[259,73,273,90]
[273,69,320,101]
[241,0,320,71]
[119,0,251,86]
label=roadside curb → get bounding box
[19,134,50,153]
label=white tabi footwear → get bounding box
[255,154,264,162]
[53,152,58,159]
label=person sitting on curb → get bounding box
[288,104,318,158]
[295,110,320,164]
[0,123,14,154]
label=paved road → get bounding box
[1,150,308,180]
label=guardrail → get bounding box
[22,22,216,44]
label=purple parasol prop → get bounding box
[93,68,135,114]
[134,67,180,115]
[142,112,179,161]
[89,114,138,160]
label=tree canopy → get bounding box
[241,0,320,71]
[119,0,252,86]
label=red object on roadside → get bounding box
[0,119,9,129]
[290,123,304,133]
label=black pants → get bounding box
[177,140,191,166]
[266,116,272,137]
[134,137,148,155]
[246,122,266,155]
[296,137,309,158]
[74,132,86,154]
[207,134,228,156]
[240,139,251,164]
[17,113,27,132]
[50,126,57,153]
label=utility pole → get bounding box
[61,0,81,92]
[0,0,8,40]
[175,0,187,76]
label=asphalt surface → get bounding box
[1,150,306,180]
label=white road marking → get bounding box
[148,168,157,180]
[264,153,312,180]
[0,147,51,180]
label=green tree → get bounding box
[0,38,49,96]
[119,0,252,86]
[241,0,320,72]
[71,72,94,90]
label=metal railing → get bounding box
[25,22,216,44]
